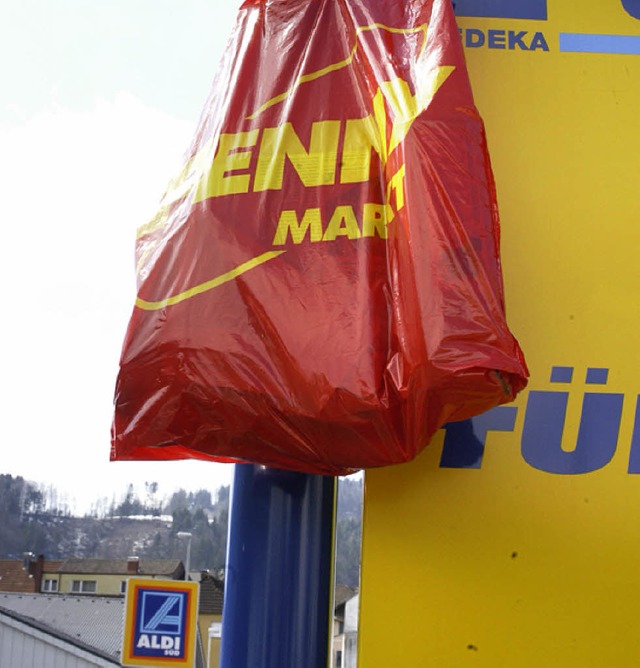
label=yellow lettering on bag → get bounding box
[386,165,406,213]
[272,199,398,246]
[272,208,323,245]
[254,121,341,191]
[323,206,361,241]
[340,116,384,184]
[195,130,259,200]
[184,70,452,207]
[362,203,393,238]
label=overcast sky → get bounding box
[0,0,241,514]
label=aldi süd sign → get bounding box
[122,578,199,667]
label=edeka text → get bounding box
[441,367,640,474]
[458,28,550,51]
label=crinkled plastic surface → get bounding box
[111,0,528,475]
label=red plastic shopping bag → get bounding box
[111,0,528,475]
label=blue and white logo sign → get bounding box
[135,590,187,656]
[122,578,199,667]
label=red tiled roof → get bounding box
[199,573,224,615]
[0,559,63,593]
[334,584,358,610]
[42,561,64,573]
[0,561,37,593]
[58,558,183,577]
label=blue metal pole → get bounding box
[220,465,336,668]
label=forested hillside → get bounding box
[0,474,363,586]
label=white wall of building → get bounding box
[0,612,118,668]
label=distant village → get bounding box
[0,474,362,667]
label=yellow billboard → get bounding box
[359,0,640,665]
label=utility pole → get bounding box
[177,531,193,581]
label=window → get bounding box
[336,650,343,668]
[71,579,97,594]
[120,580,127,594]
[42,579,58,593]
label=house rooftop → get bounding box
[0,592,124,663]
[199,572,224,615]
[334,584,358,609]
[58,557,183,577]
[0,558,63,593]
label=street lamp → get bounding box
[176,531,193,580]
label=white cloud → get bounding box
[0,93,233,514]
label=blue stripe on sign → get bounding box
[560,33,640,55]
[454,0,547,20]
